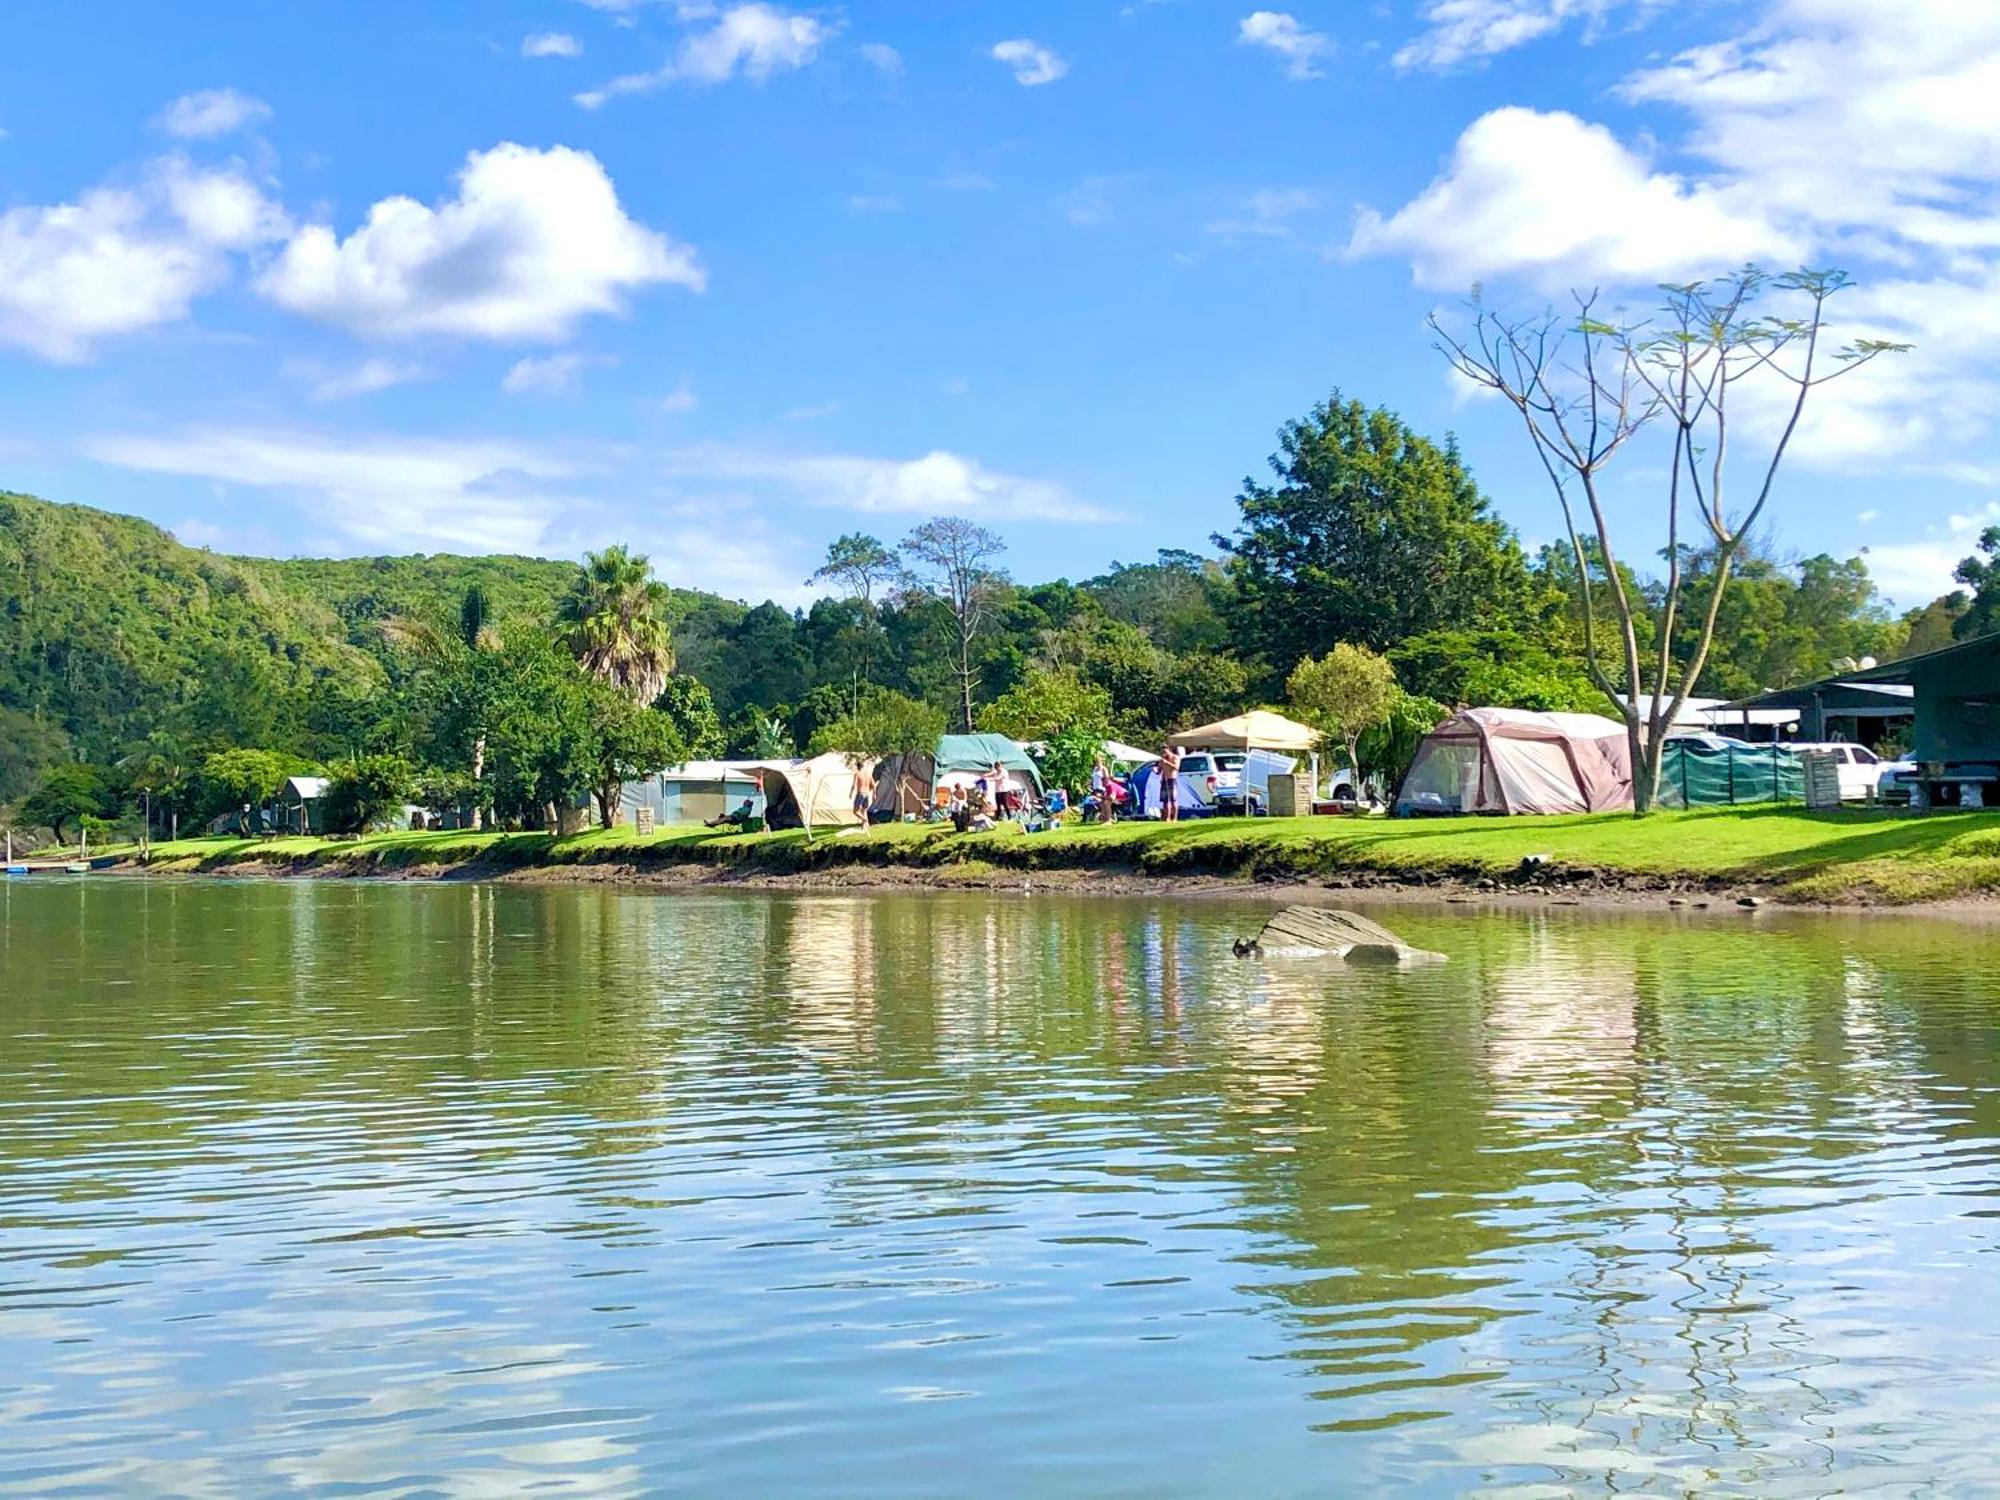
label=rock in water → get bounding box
[1246,907,1446,966]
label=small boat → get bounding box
[3,865,27,876]
[64,862,89,874]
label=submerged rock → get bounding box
[1243,906,1446,966]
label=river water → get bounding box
[1,878,1995,1495]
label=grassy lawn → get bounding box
[97,805,2000,903]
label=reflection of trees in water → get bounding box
[10,886,2000,1481]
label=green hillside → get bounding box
[0,491,608,797]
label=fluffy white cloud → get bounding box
[522,32,583,58]
[1395,0,1658,71]
[991,39,1068,87]
[657,442,1120,522]
[576,4,831,106]
[0,159,287,362]
[502,352,600,394]
[257,142,703,341]
[1237,12,1330,80]
[1348,106,1797,288]
[155,88,272,139]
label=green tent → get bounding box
[1658,739,1803,808]
[934,733,1044,791]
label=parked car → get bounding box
[1791,742,1902,801]
[1177,751,1261,813]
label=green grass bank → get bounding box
[95,806,2000,905]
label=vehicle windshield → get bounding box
[1213,754,1246,771]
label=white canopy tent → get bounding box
[1170,710,1320,753]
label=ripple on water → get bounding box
[3,881,2000,1495]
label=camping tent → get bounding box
[1170,710,1319,754]
[1130,761,1211,818]
[868,733,1043,818]
[748,753,874,829]
[1393,708,1632,815]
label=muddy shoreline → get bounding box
[95,851,2000,918]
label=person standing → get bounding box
[1090,757,1113,823]
[1158,744,1181,822]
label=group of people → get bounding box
[1083,744,1183,823]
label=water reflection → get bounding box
[3,880,2000,1495]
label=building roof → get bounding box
[285,776,328,800]
[1719,679,1914,714]
[1839,632,2000,685]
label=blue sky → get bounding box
[1,0,1993,608]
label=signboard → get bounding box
[1801,750,1842,810]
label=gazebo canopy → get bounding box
[1170,710,1319,753]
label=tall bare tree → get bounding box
[898,517,1008,733]
[1432,269,1906,813]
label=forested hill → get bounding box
[0,491,631,796]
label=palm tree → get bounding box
[558,546,676,705]
[383,586,500,830]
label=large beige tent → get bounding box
[1393,708,1632,816]
[746,753,874,829]
[1170,710,1320,753]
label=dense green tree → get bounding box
[197,748,293,833]
[1219,394,1546,673]
[1082,550,1232,654]
[20,763,112,843]
[978,669,1112,743]
[585,685,685,830]
[654,675,724,760]
[1953,528,2000,641]
[723,603,812,714]
[811,690,948,815]
[1389,629,1600,713]
[480,632,597,827]
[1355,690,1449,789]
[1904,591,1969,656]
[1287,644,1398,775]
[725,707,793,759]
[558,545,678,704]
[322,754,416,834]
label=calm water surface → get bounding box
[1,878,1996,1495]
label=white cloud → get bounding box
[258,142,703,341]
[502,352,603,395]
[156,88,272,139]
[1205,187,1315,242]
[846,193,903,214]
[660,378,699,413]
[1856,509,1879,524]
[783,399,838,420]
[294,357,426,403]
[523,32,583,58]
[88,427,583,554]
[858,42,903,76]
[1357,1,2000,474]
[991,39,1068,87]
[0,159,287,362]
[657,441,1120,522]
[89,422,818,601]
[1062,177,1116,228]
[1348,106,1797,288]
[1395,0,1658,72]
[1237,12,1331,80]
[576,3,832,106]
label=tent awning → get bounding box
[1170,710,1319,753]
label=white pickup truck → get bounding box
[1792,742,1907,801]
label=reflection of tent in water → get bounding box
[746,753,874,829]
[869,733,1043,817]
[1394,708,1632,815]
